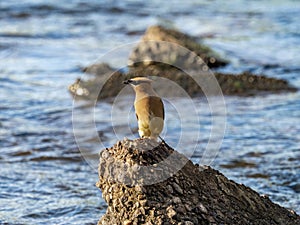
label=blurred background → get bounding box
[0,0,299,224]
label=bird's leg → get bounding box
[158,135,169,146]
[158,136,173,150]
[158,135,164,142]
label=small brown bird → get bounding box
[124,77,164,139]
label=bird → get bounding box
[123,77,164,140]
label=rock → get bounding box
[68,26,297,100]
[97,138,300,225]
[128,25,228,68]
[68,63,130,100]
[123,220,132,225]
[167,205,177,218]
[128,64,297,96]
[69,62,297,100]
[214,71,297,95]
[82,62,116,75]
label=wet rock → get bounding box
[69,62,297,100]
[82,62,116,75]
[128,64,297,96]
[68,26,297,100]
[97,138,300,225]
[68,63,130,100]
[128,25,228,68]
[214,71,297,95]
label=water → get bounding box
[0,0,299,224]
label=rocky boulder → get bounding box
[69,63,129,100]
[69,63,297,100]
[68,25,297,100]
[128,25,228,68]
[96,138,300,225]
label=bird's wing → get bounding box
[149,96,164,119]
[135,96,164,120]
[134,97,151,122]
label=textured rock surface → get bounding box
[68,25,297,100]
[69,62,297,100]
[128,63,297,96]
[128,25,228,69]
[68,63,129,100]
[96,138,300,225]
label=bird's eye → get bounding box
[123,79,133,85]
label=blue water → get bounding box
[0,1,300,224]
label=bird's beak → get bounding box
[123,79,131,85]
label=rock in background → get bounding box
[69,63,297,101]
[68,25,297,100]
[96,138,300,225]
[69,63,130,100]
[128,25,228,69]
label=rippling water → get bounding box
[0,0,299,224]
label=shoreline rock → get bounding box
[128,25,228,68]
[96,138,300,225]
[68,25,297,100]
[68,62,297,101]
